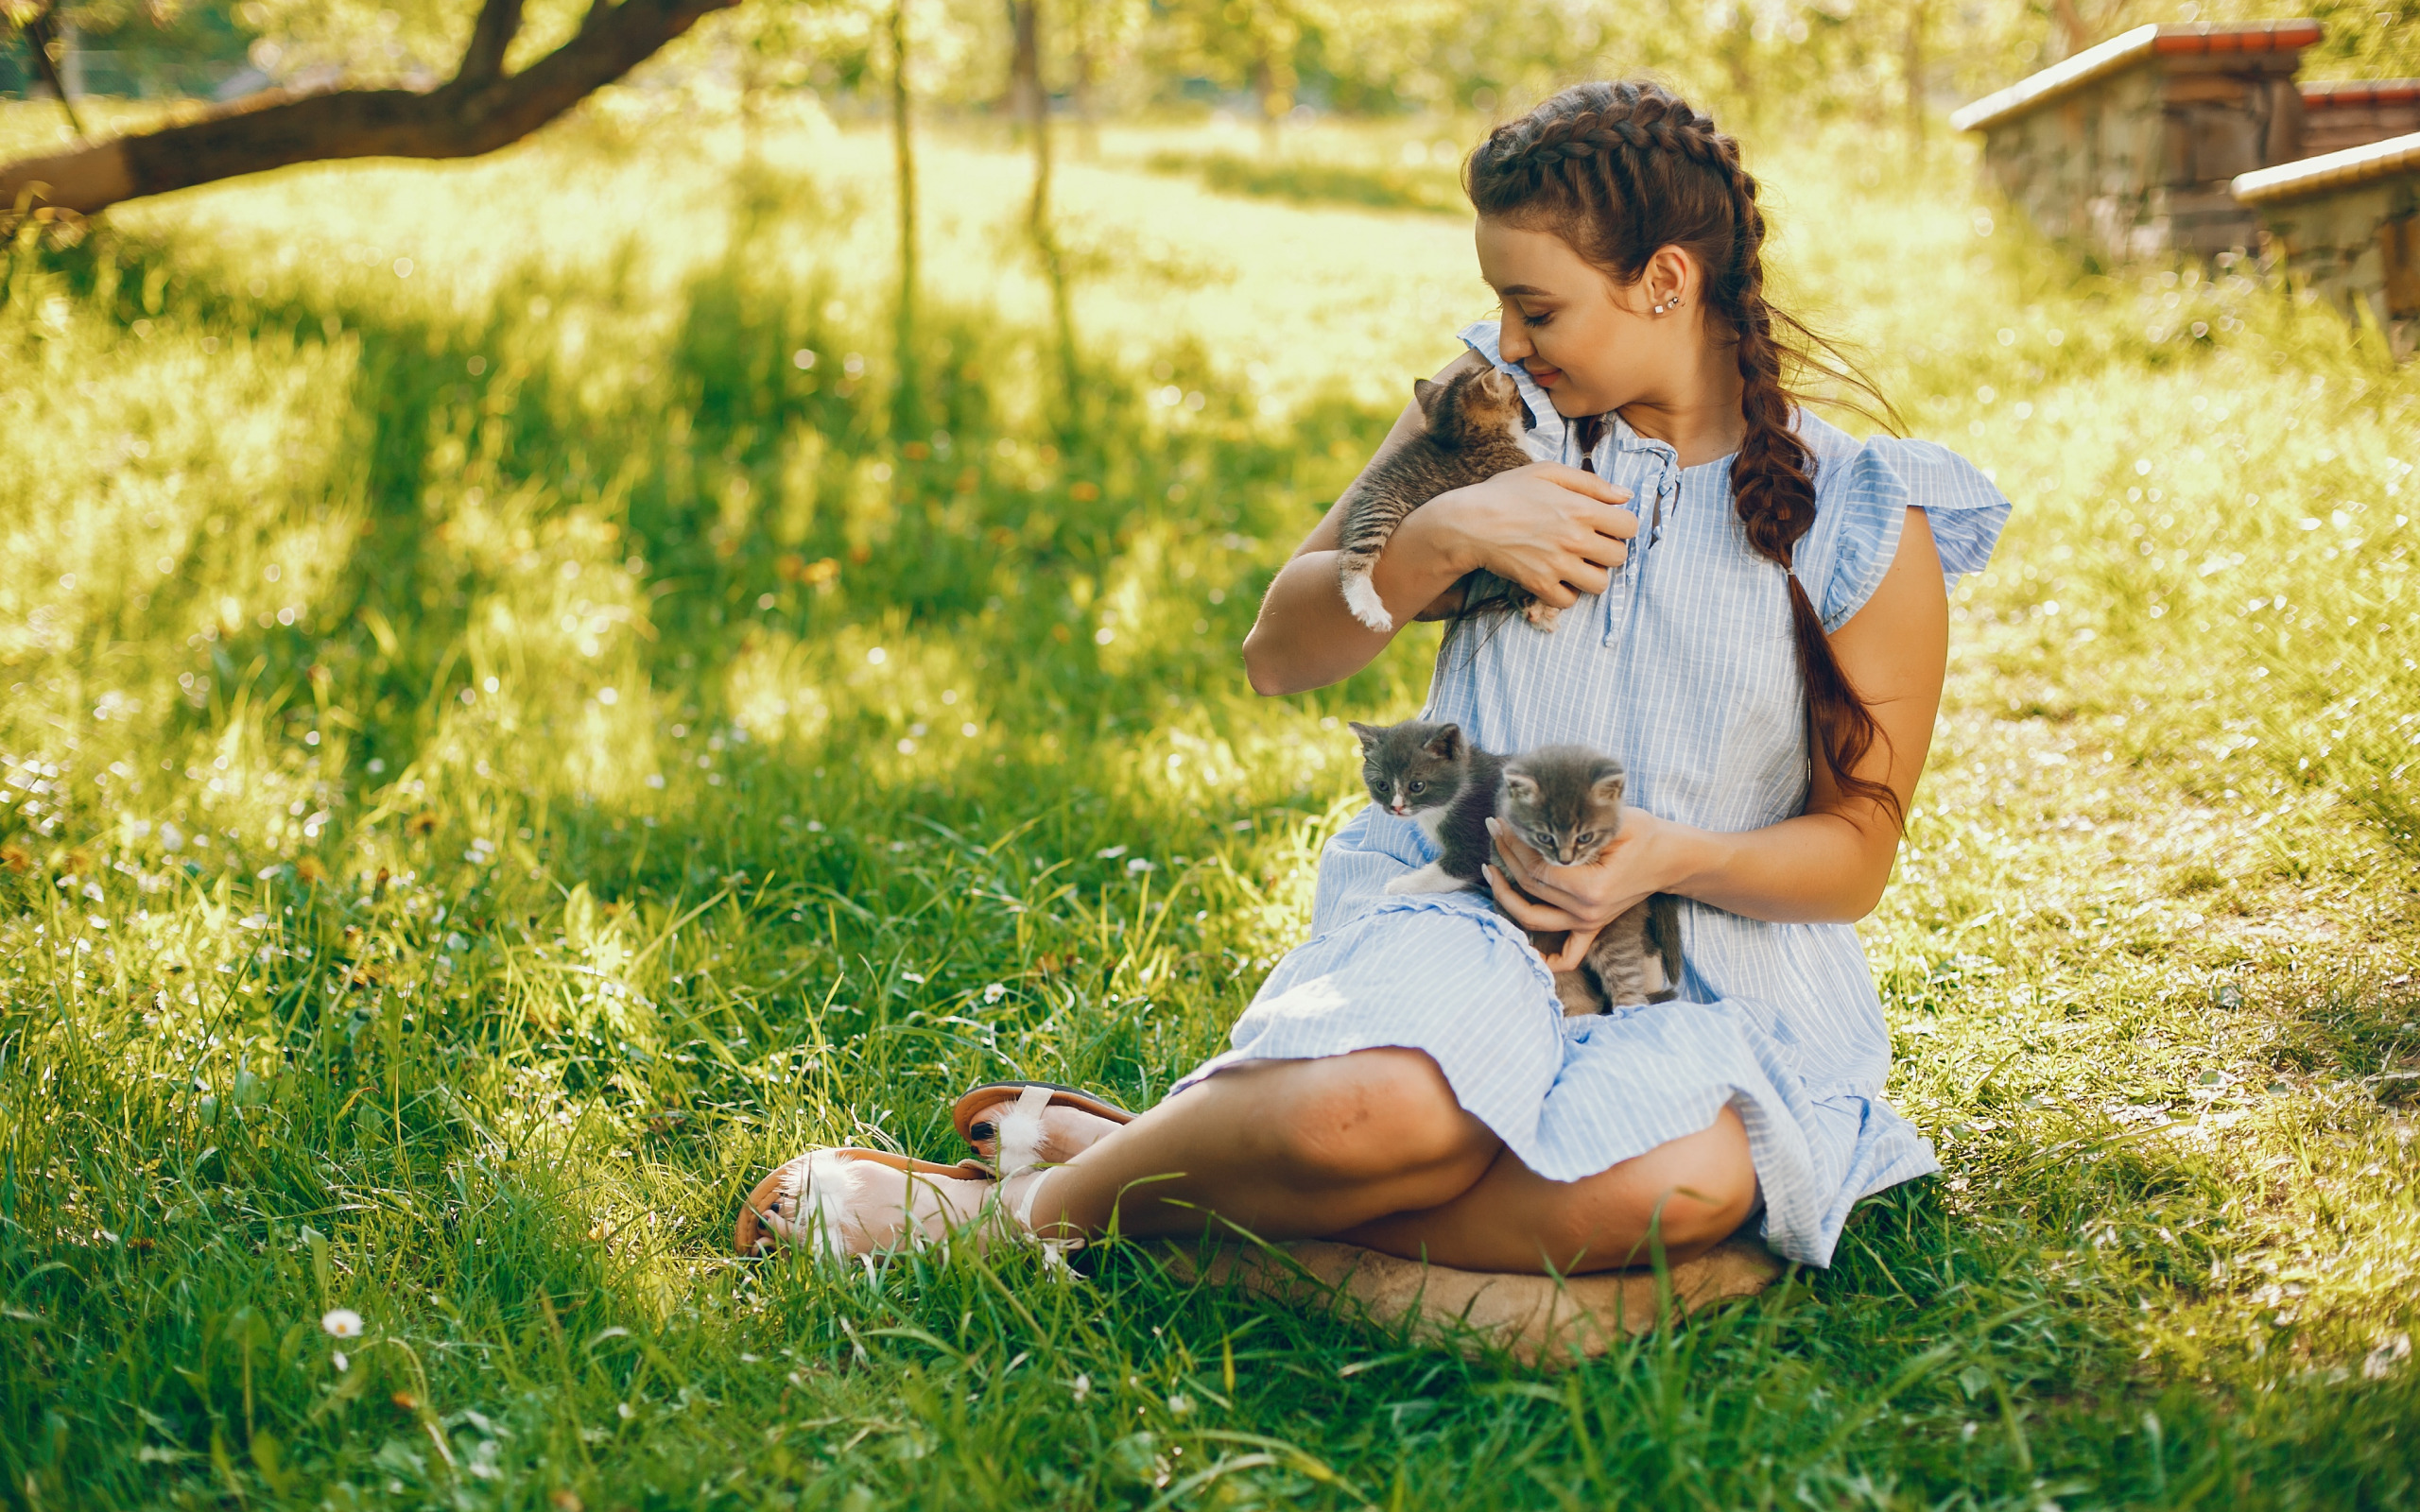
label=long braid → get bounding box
[1466,82,1903,823]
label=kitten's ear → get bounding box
[1347,720,1382,748]
[1423,723,1464,760]
[1412,377,1443,421]
[1503,773,1539,803]
[1591,765,1628,803]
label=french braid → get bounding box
[1466,81,1902,823]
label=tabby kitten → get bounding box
[1335,365,1544,633]
[1498,746,1685,1010]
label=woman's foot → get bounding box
[962,1095,1124,1166]
[737,1151,997,1258]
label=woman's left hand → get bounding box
[1482,812,1689,971]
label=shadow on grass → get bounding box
[1146,149,1468,216]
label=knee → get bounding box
[1253,1049,1488,1185]
[1551,1110,1758,1266]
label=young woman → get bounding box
[736,79,2009,1274]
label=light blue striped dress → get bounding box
[1172,322,2012,1267]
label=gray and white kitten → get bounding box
[1335,366,1546,633]
[1352,722,1683,1014]
[1351,719,1506,890]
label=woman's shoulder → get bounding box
[1789,413,2014,627]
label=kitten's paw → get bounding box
[1523,600,1561,631]
[1385,862,1463,895]
[1340,573,1395,633]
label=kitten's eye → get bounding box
[1408,782,1426,795]
[1576,833,1596,846]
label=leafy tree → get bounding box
[1,0,739,219]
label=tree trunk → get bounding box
[889,0,922,440]
[1250,50,1279,153]
[1006,1,1043,143]
[1903,0,1929,163]
[1022,0,1078,436]
[0,0,737,220]
[22,4,88,141]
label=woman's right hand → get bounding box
[1412,462,1638,610]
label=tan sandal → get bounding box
[950,1080,1134,1162]
[734,1148,992,1258]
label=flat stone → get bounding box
[1164,1235,1786,1366]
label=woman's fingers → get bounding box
[1487,819,1540,883]
[1481,865,1589,932]
[1488,819,1580,908]
[1530,462,1632,507]
[1541,926,1602,972]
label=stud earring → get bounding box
[1651,297,1668,315]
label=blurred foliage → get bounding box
[5,0,2417,131]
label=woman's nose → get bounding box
[1496,323,1530,363]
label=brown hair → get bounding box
[1464,79,1903,823]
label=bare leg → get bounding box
[1017,1048,1500,1244]
[1340,1107,1756,1273]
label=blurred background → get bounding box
[4,1,2417,139]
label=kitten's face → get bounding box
[1423,366,1528,451]
[1500,750,1626,866]
[1350,720,1469,817]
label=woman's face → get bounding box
[1475,217,1690,417]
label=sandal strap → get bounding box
[994,1083,1056,1178]
[993,1088,1084,1267]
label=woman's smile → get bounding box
[1526,364,1562,387]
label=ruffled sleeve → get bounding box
[1804,436,2012,633]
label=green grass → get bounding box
[2,98,2417,1509]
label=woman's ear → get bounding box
[1644,245,1699,313]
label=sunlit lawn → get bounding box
[2,92,2417,1508]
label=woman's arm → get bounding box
[1486,507,1948,950]
[1243,354,1640,696]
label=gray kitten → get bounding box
[1351,719,1506,887]
[1335,365,1546,633]
[1353,721,1682,1014]
[1496,746,1685,1011]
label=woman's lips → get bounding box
[1527,367,1561,387]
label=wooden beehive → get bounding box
[1952,21,2321,260]
[2234,134,2420,357]
[2299,80,2420,156]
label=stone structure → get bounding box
[2299,80,2420,156]
[1952,21,2321,260]
[2234,133,2420,357]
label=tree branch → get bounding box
[1,0,737,220]
[455,0,528,87]
[20,1,87,141]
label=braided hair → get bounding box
[1465,80,1903,822]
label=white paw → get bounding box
[1524,600,1560,631]
[1385,862,1464,895]
[1341,572,1394,632]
